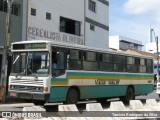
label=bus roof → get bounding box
[12,40,153,59]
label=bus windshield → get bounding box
[11,52,50,77]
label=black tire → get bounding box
[96,98,107,103]
[33,100,45,106]
[119,87,135,104]
[66,88,79,104]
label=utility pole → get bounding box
[150,29,159,83]
[0,0,14,102]
[151,30,160,97]
[156,36,160,82]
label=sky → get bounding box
[109,0,160,50]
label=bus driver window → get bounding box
[52,51,65,77]
[52,52,58,76]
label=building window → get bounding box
[90,24,95,31]
[0,0,20,16]
[0,0,3,11]
[3,0,7,12]
[60,16,81,36]
[46,12,51,20]
[89,0,96,12]
[31,8,36,16]
[12,4,20,16]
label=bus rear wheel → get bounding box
[65,88,79,104]
[33,100,45,106]
[119,86,135,104]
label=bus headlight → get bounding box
[10,85,16,90]
[43,87,48,92]
[34,87,43,92]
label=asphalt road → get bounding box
[136,90,159,101]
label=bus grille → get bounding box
[10,85,43,92]
[10,79,43,85]
[11,86,35,92]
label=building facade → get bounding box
[109,36,143,51]
[0,0,109,50]
[27,0,109,49]
[0,0,109,80]
[0,0,25,46]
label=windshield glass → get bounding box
[11,52,50,77]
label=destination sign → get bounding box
[12,43,46,50]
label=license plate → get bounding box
[10,92,17,97]
[19,93,31,99]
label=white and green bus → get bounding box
[8,40,154,105]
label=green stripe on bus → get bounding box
[51,72,154,85]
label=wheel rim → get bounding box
[127,88,134,101]
[68,89,78,104]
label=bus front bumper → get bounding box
[8,91,49,101]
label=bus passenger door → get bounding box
[49,48,67,102]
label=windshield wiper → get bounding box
[31,74,38,79]
[28,68,38,79]
[15,67,26,77]
[13,55,20,64]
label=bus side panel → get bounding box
[80,85,127,99]
[134,84,154,95]
[49,86,68,102]
[49,76,68,102]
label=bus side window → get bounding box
[146,59,153,73]
[83,52,98,71]
[52,52,57,68]
[52,51,65,77]
[52,52,58,76]
[57,51,64,69]
[67,50,82,70]
[114,55,126,72]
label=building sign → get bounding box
[27,26,84,45]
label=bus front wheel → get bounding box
[119,86,135,104]
[65,88,79,104]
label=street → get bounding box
[0,90,159,113]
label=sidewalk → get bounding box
[0,103,34,108]
[0,98,33,107]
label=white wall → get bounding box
[27,0,85,45]
[26,0,109,49]
[147,42,160,53]
[22,0,28,41]
[109,36,120,50]
[85,0,109,49]
[86,0,109,25]
[85,22,108,49]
